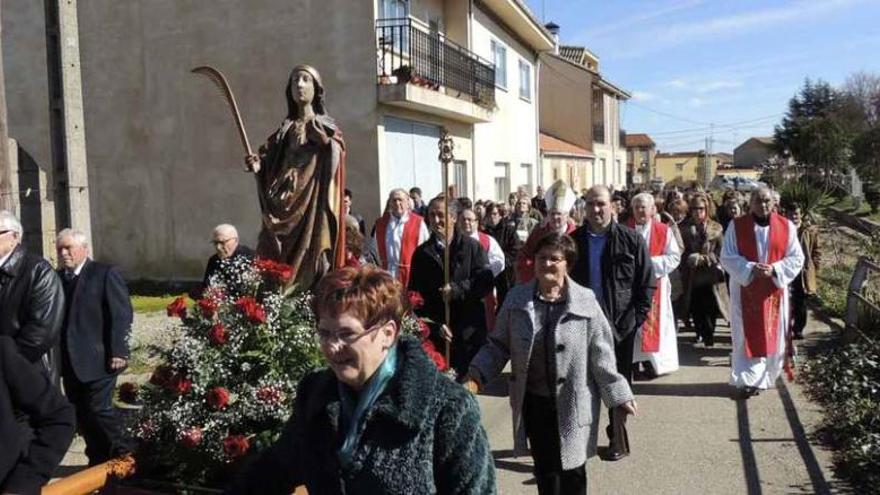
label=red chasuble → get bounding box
[734,213,789,358]
[626,219,667,352]
[376,213,424,287]
[478,232,498,331]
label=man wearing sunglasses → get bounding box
[0,210,65,382]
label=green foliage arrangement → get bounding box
[801,340,880,492]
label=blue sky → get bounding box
[524,0,880,152]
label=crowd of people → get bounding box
[0,173,822,494]
[0,212,133,494]
[230,179,819,494]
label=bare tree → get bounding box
[843,71,880,127]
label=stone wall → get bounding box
[5,0,382,280]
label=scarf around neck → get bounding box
[337,344,399,468]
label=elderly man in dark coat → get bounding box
[570,186,654,461]
[409,196,493,378]
[57,228,134,465]
[0,210,64,382]
[1,337,75,494]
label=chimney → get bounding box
[545,22,560,54]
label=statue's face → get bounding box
[292,70,316,107]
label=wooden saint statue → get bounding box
[244,65,346,289]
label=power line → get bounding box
[625,101,711,126]
[646,114,782,136]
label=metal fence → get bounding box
[845,256,880,345]
[376,18,496,108]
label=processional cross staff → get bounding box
[438,128,454,365]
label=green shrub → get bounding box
[779,180,830,222]
[816,264,852,318]
[801,340,880,491]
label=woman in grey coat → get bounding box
[464,233,636,495]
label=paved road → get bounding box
[479,311,847,495]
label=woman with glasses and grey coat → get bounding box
[464,233,636,495]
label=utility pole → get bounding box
[0,4,14,211]
[708,123,715,186]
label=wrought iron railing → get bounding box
[376,18,496,109]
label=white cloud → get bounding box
[696,80,742,93]
[689,97,705,108]
[667,79,688,89]
[605,0,867,59]
[632,91,655,102]
[580,0,703,40]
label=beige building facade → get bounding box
[539,133,594,193]
[538,40,629,192]
[654,150,729,186]
[3,0,552,280]
[734,137,777,168]
[625,133,656,187]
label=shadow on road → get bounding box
[735,398,763,495]
[633,381,732,398]
[776,378,836,495]
[492,449,534,475]
[676,343,732,368]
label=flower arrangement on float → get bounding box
[121,258,446,487]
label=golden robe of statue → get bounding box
[246,65,345,289]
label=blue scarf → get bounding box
[337,344,398,468]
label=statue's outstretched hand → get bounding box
[245,154,260,173]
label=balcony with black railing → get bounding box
[376,18,496,123]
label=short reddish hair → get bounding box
[311,265,406,329]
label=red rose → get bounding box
[166,296,188,319]
[167,373,192,396]
[207,386,230,410]
[407,291,425,310]
[274,263,294,282]
[149,365,173,387]
[208,323,228,346]
[235,297,267,324]
[223,434,250,459]
[255,258,295,283]
[422,339,448,371]
[179,427,203,448]
[198,298,218,319]
[417,319,431,340]
[256,386,283,405]
[118,382,138,403]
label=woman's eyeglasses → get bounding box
[315,321,386,346]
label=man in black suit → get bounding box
[56,228,133,465]
[0,336,75,493]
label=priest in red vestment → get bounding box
[371,188,430,287]
[721,187,804,397]
[627,193,681,377]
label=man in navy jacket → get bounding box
[56,228,133,465]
